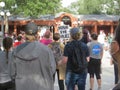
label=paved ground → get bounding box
[54,50,115,90]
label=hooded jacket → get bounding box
[11,41,56,90]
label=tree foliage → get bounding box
[66,0,120,15]
[0,0,62,18]
[0,0,119,17]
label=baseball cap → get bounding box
[25,22,38,35]
[70,27,80,36]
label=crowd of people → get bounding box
[0,21,118,90]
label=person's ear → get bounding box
[110,40,119,55]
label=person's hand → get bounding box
[57,60,63,66]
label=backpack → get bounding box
[51,42,63,64]
[71,41,88,74]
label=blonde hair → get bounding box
[71,32,82,40]
[25,34,38,42]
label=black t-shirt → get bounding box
[63,40,89,72]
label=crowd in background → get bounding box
[0,21,118,90]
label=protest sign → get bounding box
[58,25,70,39]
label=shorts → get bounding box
[88,57,101,75]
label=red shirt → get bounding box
[13,41,22,47]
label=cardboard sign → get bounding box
[58,25,70,39]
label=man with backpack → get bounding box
[48,33,66,90]
[62,27,89,90]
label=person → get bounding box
[98,30,106,46]
[13,35,22,48]
[48,33,66,90]
[0,37,15,90]
[40,30,52,45]
[87,33,103,90]
[110,20,120,90]
[81,29,91,44]
[11,22,56,90]
[62,27,89,90]
[107,33,113,44]
[103,37,109,51]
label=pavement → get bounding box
[54,50,115,90]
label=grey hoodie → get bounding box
[0,51,12,83]
[11,41,56,90]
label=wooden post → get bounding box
[94,24,97,33]
[14,24,17,34]
[111,25,114,34]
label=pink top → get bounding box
[40,38,52,45]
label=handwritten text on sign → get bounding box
[58,25,70,39]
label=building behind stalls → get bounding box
[0,12,120,36]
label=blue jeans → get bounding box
[65,71,87,90]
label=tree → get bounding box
[61,2,79,14]
[66,0,120,15]
[1,0,119,17]
[0,0,62,18]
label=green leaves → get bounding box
[1,0,119,17]
[0,0,61,18]
[63,0,120,15]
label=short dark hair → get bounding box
[91,33,98,40]
[53,33,60,41]
[17,36,22,41]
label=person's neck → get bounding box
[54,41,59,42]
